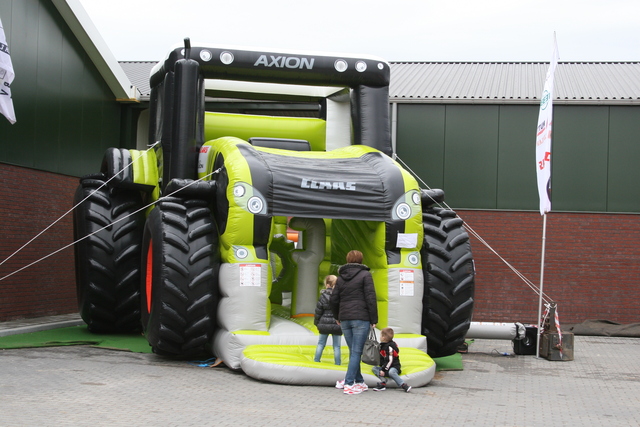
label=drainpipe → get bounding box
[390,102,398,158]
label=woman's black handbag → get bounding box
[361,326,380,365]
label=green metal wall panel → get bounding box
[607,107,640,212]
[0,0,123,177]
[552,106,609,212]
[395,103,640,213]
[496,105,539,210]
[395,104,445,190]
[58,37,86,172]
[444,105,499,209]
[34,2,63,171]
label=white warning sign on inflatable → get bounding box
[396,233,417,249]
[239,263,261,286]
[399,269,415,296]
[197,145,210,175]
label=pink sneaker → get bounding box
[335,380,345,389]
[343,384,362,395]
[354,382,368,392]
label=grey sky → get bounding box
[78,0,640,62]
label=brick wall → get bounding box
[1,163,639,326]
[459,210,640,325]
[0,164,78,321]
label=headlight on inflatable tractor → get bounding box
[233,182,268,215]
[392,190,421,221]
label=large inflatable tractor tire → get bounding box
[73,174,144,333]
[141,197,220,356]
[420,207,475,358]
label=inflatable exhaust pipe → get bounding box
[465,322,538,356]
[465,322,526,340]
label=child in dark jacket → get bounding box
[372,327,411,392]
[314,275,342,365]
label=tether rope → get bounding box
[395,155,551,304]
[2,147,550,306]
[0,141,161,268]
[0,163,221,283]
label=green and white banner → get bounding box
[535,35,559,215]
[0,16,16,124]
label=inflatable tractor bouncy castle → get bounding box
[73,41,475,386]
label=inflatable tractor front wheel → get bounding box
[73,174,144,333]
[421,207,475,358]
[141,197,220,356]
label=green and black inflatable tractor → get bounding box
[73,40,474,360]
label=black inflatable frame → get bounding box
[147,40,392,190]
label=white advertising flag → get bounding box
[535,35,559,215]
[0,16,16,124]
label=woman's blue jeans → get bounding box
[314,333,341,365]
[340,319,370,386]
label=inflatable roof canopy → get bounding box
[141,42,434,385]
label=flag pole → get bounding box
[535,34,558,358]
[536,213,548,358]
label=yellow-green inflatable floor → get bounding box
[241,344,436,387]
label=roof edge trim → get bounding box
[390,97,640,106]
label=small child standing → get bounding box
[372,327,411,392]
[313,275,342,365]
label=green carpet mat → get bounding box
[0,325,152,353]
[432,352,463,371]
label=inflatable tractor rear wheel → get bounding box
[421,207,475,358]
[73,174,144,333]
[141,198,220,356]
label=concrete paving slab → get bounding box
[1,329,639,426]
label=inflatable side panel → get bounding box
[386,268,424,334]
[204,112,327,151]
[209,137,274,336]
[290,217,326,316]
[213,316,318,370]
[383,163,424,334]
[217,263,269,332]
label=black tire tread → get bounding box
[73,177,143,333]
[421,207,475,358]
[141,198,219,356]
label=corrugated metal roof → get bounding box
[120,61,640,105]
[119,61,155,98]
[390,62,640,104]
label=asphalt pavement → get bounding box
[1,315,639,426]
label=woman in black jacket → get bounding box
[330,250,378,395]
[314,275,342,365]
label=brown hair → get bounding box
[346,250,363,264]
[380,327,394,342]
